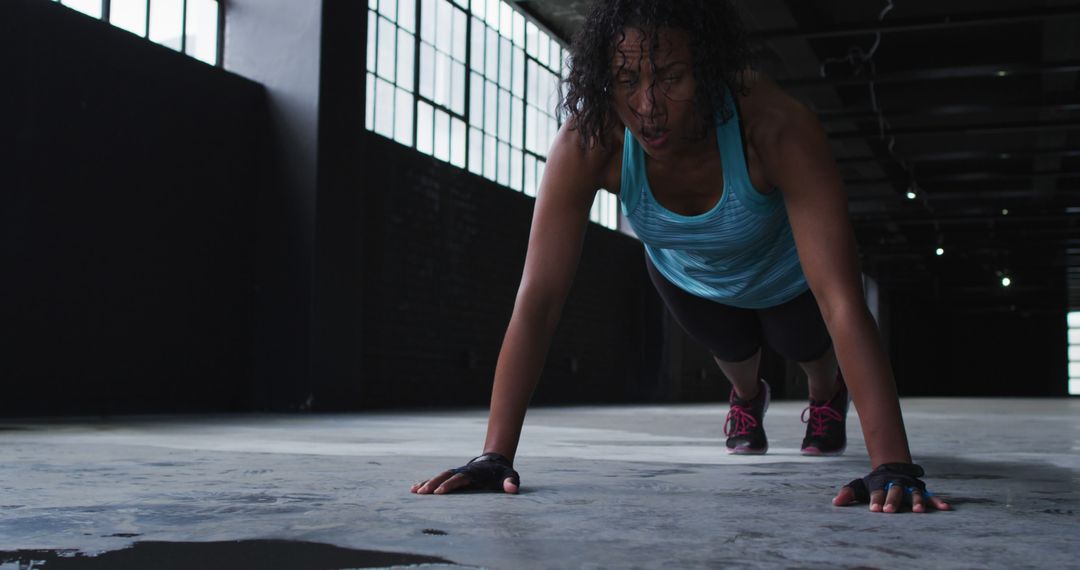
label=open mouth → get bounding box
[642,129,669,145]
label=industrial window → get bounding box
[365,0,619,231]
[52,0,222,66]
[365,0,419,148]
[1069,312,1080,395]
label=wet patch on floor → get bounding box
[0,539,456,569]
[947,496,996,505]
[933,473,1006,480]
[633,468,697,478]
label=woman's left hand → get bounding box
[832,462,951,513]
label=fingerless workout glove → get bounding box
[845,462,928,502]
[449,452,521,491]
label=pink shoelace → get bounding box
[801,403,843,437]
[724,404,758,437]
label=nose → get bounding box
[629,83,661,118]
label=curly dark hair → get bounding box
[560,0,754,149]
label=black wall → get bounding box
[889,294,1068,397]
[313,131,666,409]
[1,0,270,415]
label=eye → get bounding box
[662,75,682,83]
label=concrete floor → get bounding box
[1,398,1078,569]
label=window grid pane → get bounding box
[397,29,416,91]
[395,87,415,146]
[497,141,510,185]
[524,154,537,197]
[498,89,511,141]
[451,118,467,168]
[510,147,523,191]
[1071,314,1080,395]
[468,127,484,174]
[434,51,449,106]
[470,17,484,72]
[63,0,101,18]
[419,43,434,99]
[420,0,435,42]
[366,73,376,131]
[374,77,395,138]
[377,16,396,82]
[416,101,435,155]
[399,0,416,31]
[485,27,498,78]
[499,2,512,37]
[453,8,468,61]
[112,0,148,36]
[367,10,378,71]
[436,0,451,49]
[149,0,184,51]
[451,61,466,114]
[434,109,451,161]
[483,134,497,180]
[469,73,484,128]
[379,0,396,20]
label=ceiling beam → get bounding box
[749,5,1080,41]
[827,118,1080,140]
[815,99,1080,123]
[835,149,1080,166]
[777,60,1080,88]
[849,188,1080,201]
[853,214,1078,226]
[844,170,1080,188]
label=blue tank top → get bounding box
[618,90,809,309]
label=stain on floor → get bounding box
[0,539,456,570]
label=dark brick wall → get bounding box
[0,0,269,415]
[313,133,665,409]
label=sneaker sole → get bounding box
[800,445,846,456]
[727,446,768,455]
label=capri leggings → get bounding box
[645,253,833,363]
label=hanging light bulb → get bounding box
[936,247,944,256]
[1001,276,1011,287]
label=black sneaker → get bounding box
[800,370,849,456]
[725,379,770,455]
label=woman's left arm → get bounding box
[754,93,949,513]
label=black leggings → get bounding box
[645,253,832,363]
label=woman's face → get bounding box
[609,26,702,159]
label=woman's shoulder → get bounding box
[550,114,625,194]
[735,70,823,169]
[736,70,817,146]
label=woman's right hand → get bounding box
[410,452,521,495]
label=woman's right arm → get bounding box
[411,120,614,495]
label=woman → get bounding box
[411,0,949,514]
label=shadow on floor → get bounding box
[916,454,1079,511]
[0,539,457,569]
